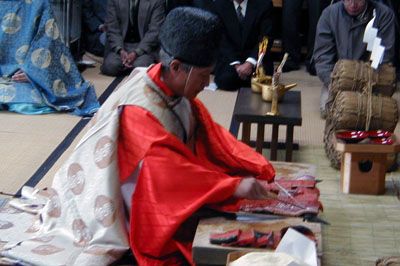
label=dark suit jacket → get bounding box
[166,0,193,13]
[83,0,108,33]
[105,0,165,55]
[213,0,273,65]
[82,0,108,55]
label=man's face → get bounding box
[343,0,367,16]
[180,65,213,100]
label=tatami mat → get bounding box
[0,58,114,194]
[1,62,400,265]
[292,144,400,265]
[35,121,91,189]
[198,89,238,129]
[0,113,79,193]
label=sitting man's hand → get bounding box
[123,51,137,68]
[235,62,254,80]
[120,49,129,65]
[233,177,277,200]
[11,69,29,83]
[98,24,107,32]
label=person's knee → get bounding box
[101,54,124,76]
[133,54,155,68]
[101,64,121,76]
[215,77,238,91]
[215,71,242,91]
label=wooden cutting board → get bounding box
[192,217,322,265]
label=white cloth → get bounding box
[0,68,164,265]
[0,67,197,265]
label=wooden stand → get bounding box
[336,139,400,195]
[229,89,302,161]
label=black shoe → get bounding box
[306,61,316,76]
[282,61,300,73]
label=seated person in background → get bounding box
[379,0,400,72]
[0,7,275,266]
[165,0,193,13]
[0,0,99,116]
[313,0,395,118]
[82,0,108,56]
[192,0,215,12]
[164,0,215,13]
[213,0,273,91]
[281,0,330,74]
[100,0,165,76]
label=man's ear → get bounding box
[169,59,182,73]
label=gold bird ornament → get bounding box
[251,38,297,102]
[266,53,297,116]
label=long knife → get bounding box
[192,209,286,221]
[231,211,330,225]
[303,213,330,225]
[234,211,288,221]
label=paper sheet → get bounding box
[257,52,265,68]
[275,228,318,266]
[371,37,385,69]
[364,28,378,51]
[363,10,376,51]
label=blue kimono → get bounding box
[0,0,100,116]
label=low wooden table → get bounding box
[229,88,302,161]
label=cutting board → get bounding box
[192,217,322,265]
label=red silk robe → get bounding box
[117,75,275,266]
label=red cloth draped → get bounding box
[118,100,275,265]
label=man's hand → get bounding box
[120,49,129,64]
[233,177,277,200]
[11,69,29,83]
[121,50,137,68]
[99,24,107,32]
[126,51,137,68]
[235,62,254,80]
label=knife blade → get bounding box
[303,213,330,225]
[234,211,288,221]
[275,181,307,209]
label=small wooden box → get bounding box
[336,138,400,195]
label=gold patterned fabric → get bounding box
[0,67,195,265]
[0,0,99,115]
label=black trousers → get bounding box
[101,43,156,77]
[214,63,250,91]
[282,0,324,64]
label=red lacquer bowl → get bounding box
[366,130,392,138]
[336,131,368,143]
[370,137,394,145]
